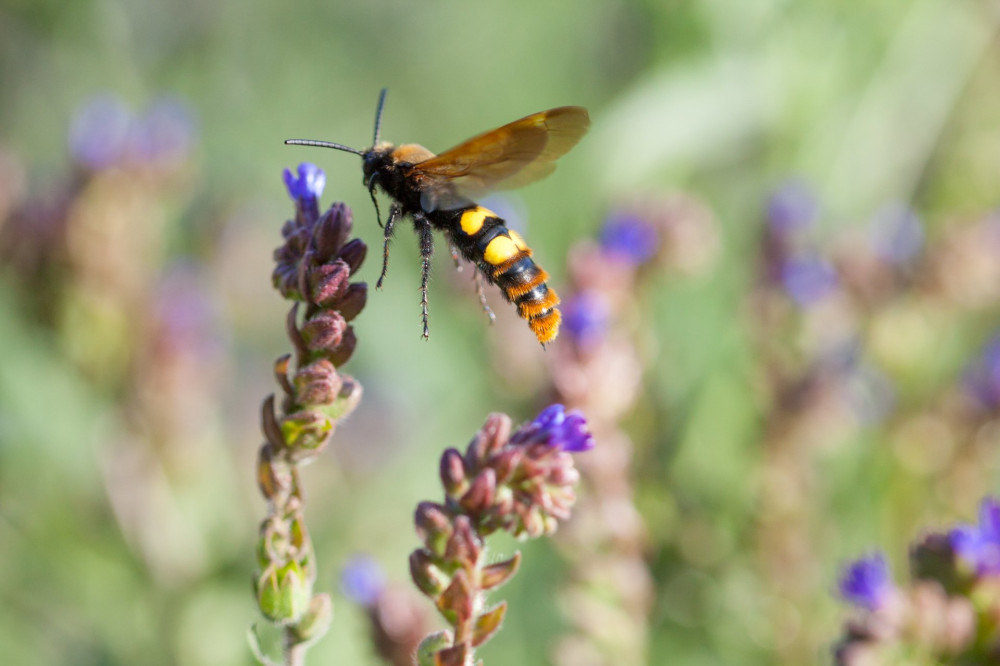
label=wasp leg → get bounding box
[473,268,496,324]
[377,204,401,290]
[415,214,434,339]
[367,174,383,229]
[449,243,463,269]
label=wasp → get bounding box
[285,90,589,344]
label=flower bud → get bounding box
[308,259,350,307]
[329,326,357,366]
[336,283,368,322]
[301,311,346,352]
[293,359,342,406]
[438,568,475,628]
[444,516,482,566]
[415,502,453,555]
[459,469,496,517]
[415,631,455,666]
[439,448,468,496]
[314,203,352,260]
[257,443,291,500]
[466,413,512,464]
[256,560,312,625]
[337,238,367,274]
[280,410,334,455]
[409,549,451,597]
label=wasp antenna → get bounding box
[284,139,364,155]
[372,88,388,146]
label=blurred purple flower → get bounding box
[949,497,1000,576]
[68,94,133,169]
[780,254,839,306]
[871,203,923,266]
[513,404,595,453]
[340,554,385,607]
[766,179,819,237]
[562,290,609,350]
[152,261,222,357]
[839,552,893,611]
[131,96,197,163]
[599,212,658,265]
[963,336,1000,410]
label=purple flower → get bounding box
[963,336,1000,410]
[766,179,819,237]
[780,254,839,306]
[839,552,893,611]
[562,291,609,350]
[283,163,326,207]
[599,212,658,265]
[68,94,133,169]
[513,404,595,453]
[871,203,923,266]
[949,497,1000,575]
[340,554,385,607]
[131,96,197,164]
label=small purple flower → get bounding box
[839,552,893,611]
[766,179,819,237]
[949,497,1000,575]
[780,254,839,306]
[562,291,609,350]
[963,336,1000,410]
[68,93,133,169]
[871,203,923,266]
[340,554,385,607]
[283,163,326,207]
[514,404,595,453]
[599,212,658,265]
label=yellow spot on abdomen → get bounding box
[459,207,494,236]
[483,234,520,265]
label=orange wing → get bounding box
[410,106,590,211]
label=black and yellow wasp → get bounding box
[285,90,589,344]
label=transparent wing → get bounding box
[410,106,590,211]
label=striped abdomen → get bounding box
[438,205,561,344]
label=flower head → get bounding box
[340,555,386,607]
[283,163,326,211]
[780,254,839,307]
[599,212,659,265]
[949,497,1000,576]
[69,94,132,170]
[839,552,893,611]
[514,404,595,453]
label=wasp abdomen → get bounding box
[444,205,561,344]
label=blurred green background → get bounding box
[3,0,1000,664]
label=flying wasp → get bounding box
[285,90,590,344]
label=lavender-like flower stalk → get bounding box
[409,405,593,666]
[833,498,1000,664]
[251,163,367,665]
